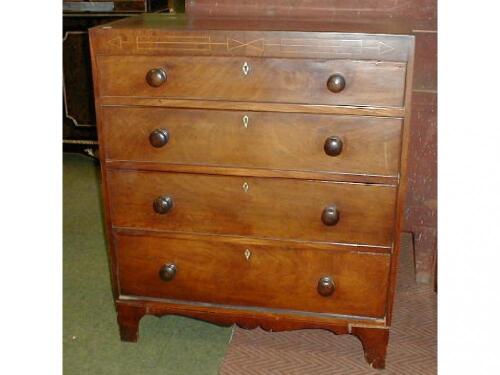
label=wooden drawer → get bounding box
[107,170,397,246]
[116,231,391,317]
[102,107,403,177]
[96,56,407,107]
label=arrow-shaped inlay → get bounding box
[362,40,396,55]
[227,38,265,53]
[279,38,397,57]
[106,36,122,49]
[103,34,400,59]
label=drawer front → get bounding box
[102,107,403,177]
[107,171,396,246]
[97,56,407,107]
[116,232,391,317]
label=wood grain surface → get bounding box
[116,231,391,317]
[101,106,403,177]
[89,14,413,61]
[96,55,407,108]
[107,170,397,246]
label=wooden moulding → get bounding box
[116,299,390,369]
[105,161,400,185]
[98,98,406,118]
[113,227,392,253]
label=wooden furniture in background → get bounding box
[63,0,168,156]
[167,0,184,13]
[90,13,415,368]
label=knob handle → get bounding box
[159,263,177,282]
[321,205,339,226]
[317,276,336,297]
[327,74,346,93]
[153,196,173,214]
[324,136,343,156]
[146,68,167,87]
[149,128,170,148]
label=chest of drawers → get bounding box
[89,14,414,369]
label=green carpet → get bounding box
[63,153,232,375]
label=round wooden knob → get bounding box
[146,68,167,87]
[149,129,170,148]
[321,205,339,226]
[153,196,173,214]
[327,74,346,93]
[317,276,335,297]
[324,136,343,156]
[159,263,177,282]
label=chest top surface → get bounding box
[90,14,414,62]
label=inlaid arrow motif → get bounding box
[227,38,265,53]
[106,36,122,48]
[362,40,396,55]
[102,33,402,60]
[136,35,212,51]
[278,38,396,57]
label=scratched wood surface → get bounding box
[116,230,391,317]
[404,91,437,283]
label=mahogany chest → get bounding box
[89,14,414,369]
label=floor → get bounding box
[63,153,436,374]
